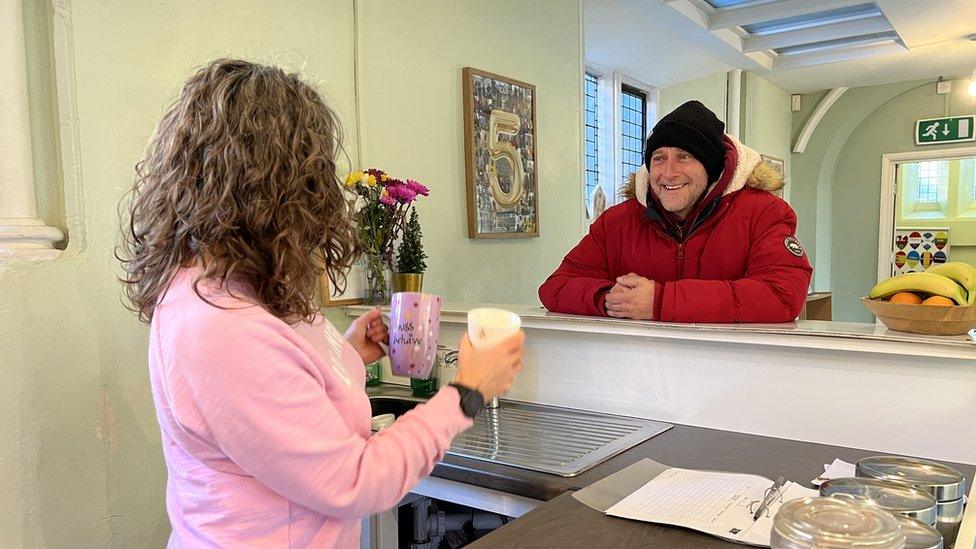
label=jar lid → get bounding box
[856,456,966,502]
[894,515,943,549]
[371,413,395,431]
[821,477,938,525]
[772,497,906,548]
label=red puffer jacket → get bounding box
[539,135,812,323]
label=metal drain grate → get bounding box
[448,401,672,477]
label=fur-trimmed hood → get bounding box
[621,134,784,206]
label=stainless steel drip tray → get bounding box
[448,401,673,477]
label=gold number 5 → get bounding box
[486,109,525,209]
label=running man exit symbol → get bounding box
[916,116,976,145]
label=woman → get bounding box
[118,59,524,548]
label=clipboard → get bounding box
[573,459,817,547]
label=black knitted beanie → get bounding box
[643,100,726,183]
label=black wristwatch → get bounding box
[450,383,485,419]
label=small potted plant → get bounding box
[393,209,427,292]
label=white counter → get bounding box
[346,303,976,465]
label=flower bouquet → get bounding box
[344,168,429,304]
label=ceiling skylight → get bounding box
[742,4,881,35]
[681,0,904,69]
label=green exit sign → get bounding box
[915,115,976,145]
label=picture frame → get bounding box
[891,227,950,276]
[761,154,786,198]
[462,67,539,239]
[320,257,365,307]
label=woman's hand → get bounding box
[454,331,525,401]
[343,307,389,364]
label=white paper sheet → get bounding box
[810,458,857,487]
[606,467,817,547]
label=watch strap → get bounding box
[450,383,484,419]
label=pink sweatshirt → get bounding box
[148,268,472,547]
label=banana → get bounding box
[926,262,976,304]
[869,272,968,305]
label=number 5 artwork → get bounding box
[462,67,539,239]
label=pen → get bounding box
[752,476,786,521]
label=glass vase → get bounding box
[362,251,393,305]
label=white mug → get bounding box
[467,308,521,349]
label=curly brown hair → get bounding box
[118,59,361,323]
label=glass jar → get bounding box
[820,477,938,526]
[771,497,906,549]
[892,515,943,549]
[856,456,966,545]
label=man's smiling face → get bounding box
[648,146,709,221]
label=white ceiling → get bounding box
[584,0,976,93]
[584,0,739,87]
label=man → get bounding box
[539,100,812,323]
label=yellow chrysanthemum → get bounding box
[365,174,377,187]
[345,170,363,187]
[380,173,390,182]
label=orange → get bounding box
[922,295,955,306]
[888,292,923,305]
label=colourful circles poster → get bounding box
[892,227,949,275]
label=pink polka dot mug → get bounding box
[388,292,442,378]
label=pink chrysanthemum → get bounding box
[379,189,396,206]
[404,179,429,196]
[386,184,418,204]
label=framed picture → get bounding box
[462,67,539,239]
[320,257,365,307]
[891,227,950,276]
[760,154,786,198]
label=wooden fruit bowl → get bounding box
[861,297,976,336]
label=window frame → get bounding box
[914,160,946,206]
[581,65,658,223]
[619,83,648,193]
[971,159,976,202]
[583,71,601,217]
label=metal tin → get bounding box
[370,413,395,431]
[856,456,966,502]
[820,477,938,526]
[934,497,964,547]
[771,497,906,549]
[894,515,943,549]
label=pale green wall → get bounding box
[742,72,792,201]
[355,0,583,307]
[22,0,65,235]
[791,78,976,321]
[3,0,357,546]
[323,0,583,383]
[790,82,922,299]
[659,71,727,124]
[4,0,582,545]
[790,89,828,275]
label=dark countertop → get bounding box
[462,424,974,547]
[471,491,737,548]
[368,385,975,547]
[432,403,975,502]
